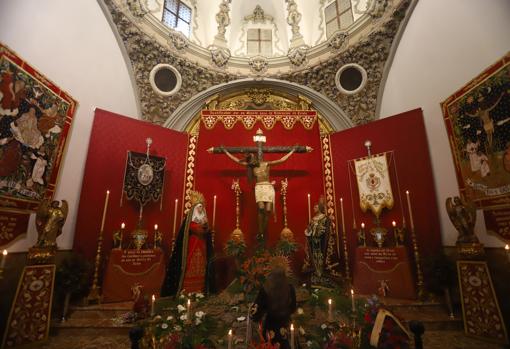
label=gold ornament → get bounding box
[190,190,206,206]
[35,199,68,248]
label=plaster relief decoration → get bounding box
[234,5,285,57]
[126,0,148,18]
[168,30,189,51]
[368,0,390,18]
[212,0,232,48]
[287,45,309,68]
[210,47,231,68]
[248,56,269,75]
[314,0,328,45]
[441,52,510,242]
[285,0,305,49]
[328,31,349,52]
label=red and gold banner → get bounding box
[0,43,77,213]
[2,264,55,348]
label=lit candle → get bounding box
[351,289,355,312]
[361,222,365,230]
[172,199,179,240]
[228,329,233,349]
[328,298,333,322]
[154,224,158,231]
[187,298,191,321]
[0,249,7,269]
[392,221,396,227]
[505,244,510,262]
[212,195,217,230]
[405,190,415,231]
[121,222,125,230]
[307,194,311,222]
[151,294,155,316]
[290,323,295,349]
[340,198,345,233]
[100,190,110,232]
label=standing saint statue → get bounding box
[208,128,312,244]
[35,199,68,248]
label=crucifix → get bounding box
[208,128,312,245]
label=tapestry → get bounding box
[0,210,29,247]
[0,43,77,214]
[122,151,166,209]
[2,264,56,348]
[354,153,394,218]
[457,260,508,344]
[441,53,510,209]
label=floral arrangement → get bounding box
[238,252,291,296]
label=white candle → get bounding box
[213,195,217,230]
[351,289,355,312]
[361,222,365,230]
[100,190,110,232]
[340,198,345,233]
[154,224,158,231]
[290,323,295,349]
[0,249,7,269]
[505,244,510,262]
[228,329,233,349]
[392,221,396,227]
[121,222,125,230]
[187,299,191,321]
[173,199,179,240]
[405,190,415,231]
[151,294,155,316]
[328,298,333,322]
[307,194,311,222]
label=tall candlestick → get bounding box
[328,298,333,322]
[351,289,355,312]
[340,198,345,233]
[290,323,295,349]
[307,194,311,222]
[173,199,179,240]
[228,329,233,349]
[151,294,155,316]
[405,190,415,231]
[0,249,7,269]
[100,190,110,232]
[213,195,217,230]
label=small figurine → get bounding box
[378,280,390,297]
[113,229,123,249]
[396,228,405,246]
[154,229,162,249]
[35,199,68,248]
[358,225,366,247]
[445,196,479,244]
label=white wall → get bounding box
[380,0,510,247]
[0,0,139,252]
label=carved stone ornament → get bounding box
[247,88,271,106]
[252,5,266,24]
[215,0,232,41]
[210,47,231,68]
[328,31,348,51]
[126,0,147,18]
[248,56,269,74]
[286,0,303,41]
[369,0,389,18]
[287,46,308,67]
[168,30,189,50]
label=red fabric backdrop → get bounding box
[330,108,442,279]
[73,109,188,260]
[194,116,324,288]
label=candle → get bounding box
[340,198,345,233]
[307,193,311,222]
[0,249,7,269]
[351,289,355,312]
[154,224,158,231]
[151,294,155,316]
[228,329,233,349]
[187,299,191,321]
[213,195,217,230]
[173,199,178,240]
[405,190,415,231]
[328,298,333,322]
[290,323,295,349]
[121,222,125,229]
[100,190,110,232]
[505,244,510,262]
[361,222,365,229]
[392,221,396,227]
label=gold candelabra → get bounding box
[231,179,244,242]
[280,178,294,241]
[86,228,103,304]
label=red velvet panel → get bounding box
[73,109,188,261]
[194,118,323,288]
[330,109,442,277]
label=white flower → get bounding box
[237,316,246,322]
[195,318,202,325]
[297,308,304,315]
[196,293,204,299]
[314,289,319,293]
[177,304,186,313]
[161,323,168,329]
[302,283,307,287]
[321,323,327,330]
[195,311,205,319]
[180,314,188,321]
[154,315,162,320]
[306,341,313,347]
[167,316,173,321]
[174,325,182,331]
[179,294,185,299]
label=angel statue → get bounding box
[445,196,479,244]
[35,199,68,248]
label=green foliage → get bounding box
[224,239,246,258]
[275,239,299,256]
[55,253,91,297]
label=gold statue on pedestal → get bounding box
[446,196,484,258]
[35,199,68,248]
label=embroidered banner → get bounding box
[354,154,394,218]
[0,43,77,212]
[0,210,29,247]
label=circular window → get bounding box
[335,63,367,95]
[149,64,182,97]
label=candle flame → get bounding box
[351,289,354,295]
[361,223,365,228]
[187,299,191,306]
[151,294,155,301]
[154,224,158,230]
[290,323,294,331]
[121,223,125,229]
[406,190,409,194]
[328,298,332,305]
[340,197,343,202]
[505,244,509,251]
[228,329,232,336]
[392,221,396,227]
[307,193,310,197]
[214,195,217,199]
[107,190,110,194]
[175,198,178,203]
[2,249,7,256]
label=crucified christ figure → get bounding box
[208,129,312,245]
